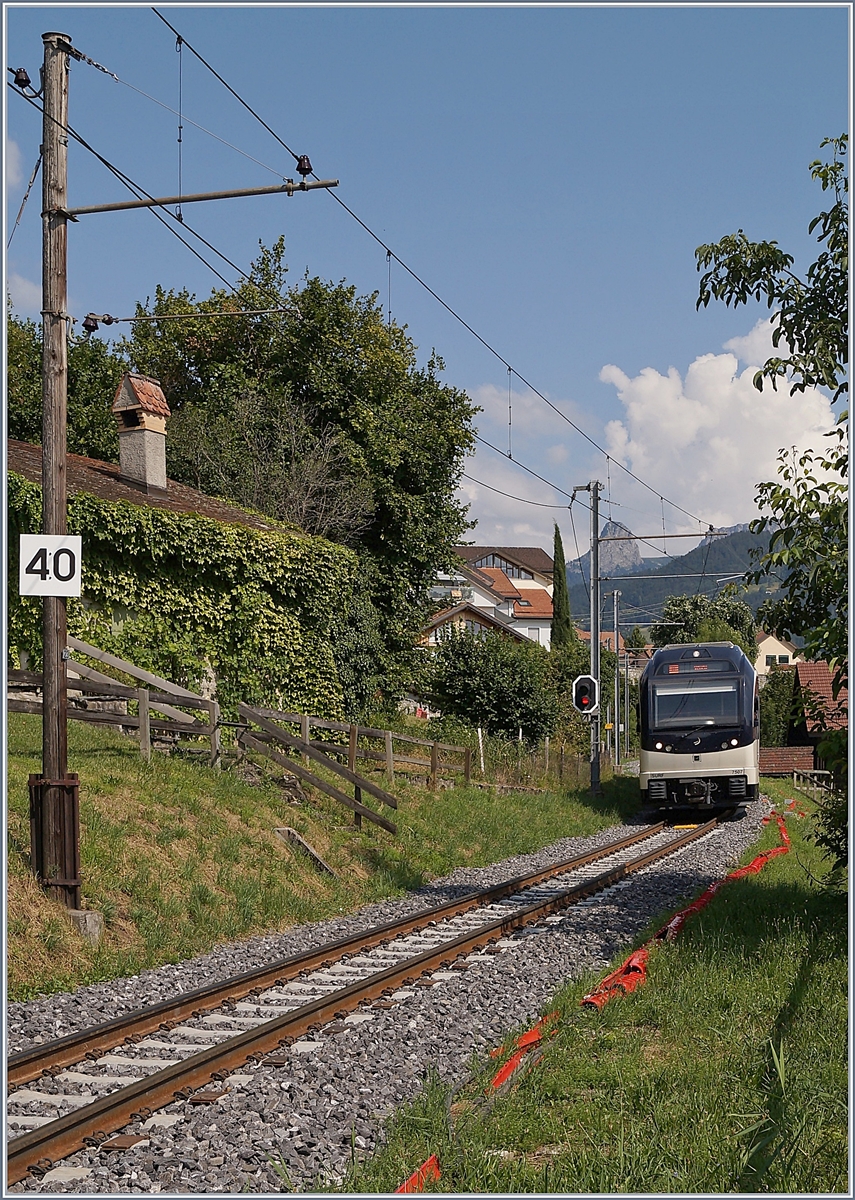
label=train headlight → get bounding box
[655,742,663,750]
[730,738,738,746]
[721,741,729,749]
[665,745,672,752]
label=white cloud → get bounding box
[600,337,835,530]
[7,272,41,314]
[6,138,23,187]
[723,316,783,367]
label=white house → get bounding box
[426,546,555,649]
[755,630,803,680]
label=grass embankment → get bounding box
[6,713,637,1002]
[344,777,848,1195]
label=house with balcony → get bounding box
[424,546,555,649]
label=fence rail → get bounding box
[238,705,399,835]
[7,661,220,767]
[792,768,833,801]
[253,708,471,787]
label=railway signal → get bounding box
[572,674,599,715]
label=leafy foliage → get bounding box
[427,628,559,745]
[696,135,848,404]
[650,593,756,660]
[750,439,848,678]
[759,666,796,748]
[696,135,848,870]
[7,312,125,460]
[119,240,477,692]
[550,523,575,648]
[625,625,648,649]
[8,472,358,719]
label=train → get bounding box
[638,642,759,808]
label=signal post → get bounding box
[572,480,602,796]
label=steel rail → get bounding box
[8,823,664,1088]
[7,819,716,1185]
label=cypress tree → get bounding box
[551,522,575,648]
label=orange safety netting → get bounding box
[581,811,791,1009]
[394,1153,441,1193]
[488,1010,559,1089]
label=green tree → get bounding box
[119,240,477,696]
[550,523,575,648]
[696,135,847,406]
[696,135,848,869]
[650,593,756,660]
[624,625,648,649]
[7,311,125,460]
[758,665,795,748]
[427,628,559,744]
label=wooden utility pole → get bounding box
[30,31,80,910]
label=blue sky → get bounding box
[4,4,850,555]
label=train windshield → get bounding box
[651,680,740,729]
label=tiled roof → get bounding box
[455,545,554,577]
[423,602,527,640]
[478,567,521,599]
[576,629,626,651]
[512,590,553,619]
[759,746,815,774]
[112,374,171,418]
[8,439,288,535]
[794,661,848,732]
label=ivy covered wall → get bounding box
[8,473,359,719]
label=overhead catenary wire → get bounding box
[11,85,235,289]
[9,84,297,311]
[147,8,718,535]
[6,150,41,248]
[461,473,572,509]
[569,498,590,606]
[16,30,727,555]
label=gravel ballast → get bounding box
[8,800,771,1194]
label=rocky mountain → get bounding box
[567,525,773,630]
[567,519,644,582]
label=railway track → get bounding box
[7,817,723,1187]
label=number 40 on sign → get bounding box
[19,535,83,597]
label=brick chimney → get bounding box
[111,373,171,492]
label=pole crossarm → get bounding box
[65,179,339,217]
[597,532,726,541]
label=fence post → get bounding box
[464,747,471,785]
[430,741,438,791]
[349,724,361,827]
[559,744,565,782]
[137,688,151,762]
[477,726,485,775]
[385,730,394,782]
[544,735,550,775]
[208,700,221,770]
[301,713,310,765]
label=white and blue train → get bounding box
[638,642,759,808]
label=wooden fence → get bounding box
[7,635,220,767]
[252,708,471,788]
[238,704,398,835]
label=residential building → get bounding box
[755,630,803,680]
[424,546,555,649]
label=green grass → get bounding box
[342,779,848,1194]
[6,714,639,1001]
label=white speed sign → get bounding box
[19,535,83,597]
